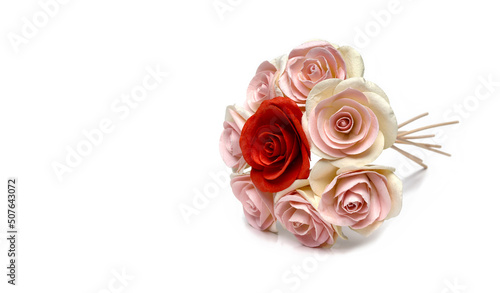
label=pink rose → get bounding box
[279,40,364,108]
[303,78,398,167]
[310,160,402,236]
[275,180,338,247]
[219,105,251,173]
[230,174,276,232]
[245,57,285,113]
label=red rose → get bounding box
[240,96,311,192]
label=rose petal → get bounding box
[333,77,389,103]
[309,159,339,196]
[329,131,385,168]
[305,78,345,119]
[363,91,398,148]
[338,46,365,78]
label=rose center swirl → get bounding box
[246,200,258,214]
[346,202,357,210]
[301,59,324,83]
[292,221,310,235]
[331,111,354,134]
[308,64,318,74]
[257,83,269,95]
[264,141,274,155]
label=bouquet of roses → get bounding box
[220,40,456,248]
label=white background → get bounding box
[1,0,499,292]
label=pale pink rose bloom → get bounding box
[310,161,402,236]
[230,174,276,232]
[219,105,251,173]
[275,180,338,248]
[245,60,281,113]
[309,88,379,157]
[279,40,364,108]
[303,78,398,168]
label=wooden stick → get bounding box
[394,114,458,167]
[395,138,452,157]
[396,139,442,149]
[397,140,451,156]
[419,146,452,157]
[398,112,429,129]
[391,145,428,169]
[391,145,423,162]
[399,134,436,140]
[398,121,459,136]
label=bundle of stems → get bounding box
[391,113,459,169]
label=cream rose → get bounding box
[309,160,402,236]
[278,40,364,108]
[219,105,251,173]
[303,77,398,167]
[230,173,276,232]
[275,179,339,248]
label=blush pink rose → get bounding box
[230,174,276,232]
[219,105,251,173]
[303,78,398,167]
[279,40,364,108]
[275,180,338,247]
[245,58,285,113]
[309,161,402,236]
